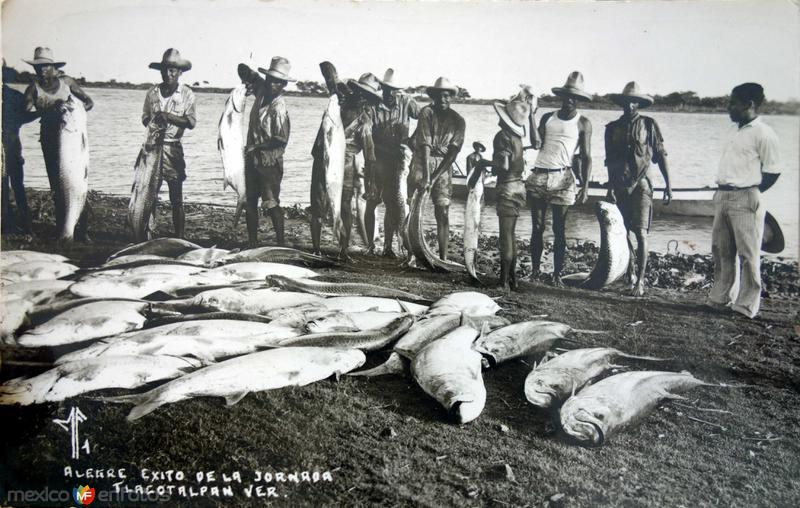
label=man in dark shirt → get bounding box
[2,64,37,234]
[604,81,672,296]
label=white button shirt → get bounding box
[717,117,780,187]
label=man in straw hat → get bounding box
[22,47,94,240]
[491,94,531,292]
[238,56,294,247]
[706,82,780,319]
[310,71,380,260]
[366,68,420,258]
[141,48,196,239]
[409,77,466,261]
[465,141,486,179]
[605,81,672,297]
[526,71,593,287]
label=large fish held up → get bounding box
[317,64,346,247]
[50,96,89,242]
[111,347,366,421]
[411,325,485,424]
[563,201,630,289]
[408,185,466,273]
[559,370,713,446]
[128,127,165,242]
[218,84,248,226]
[463,163,484,283]
[524,347,664,408]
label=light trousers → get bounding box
[708,188,765,318]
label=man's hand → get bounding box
[152,111,168,127]
[663,188,672,205]
[576,187,589,204]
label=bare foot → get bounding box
[337,251,354,263]
[627,282,645,297]
[551,275,565,288]
[528,269,541,282]
[365,245,377,256]
[382,249,397,259]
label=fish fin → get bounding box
[92,392,149,406]
[608,363,631,371]
[570,328,607,335]
[663,393,689,401]
[396,299,411,315]
[224,391,249,406]
[616,352,667,362]
[571,381,577,398]
[347,352,405,377]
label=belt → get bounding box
[718,184,757,191]
[533,167,569,173]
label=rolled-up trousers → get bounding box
[708,188,765,318]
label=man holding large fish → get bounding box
[526,71,593,287]
[22,47,94,242]
[135,49,196,241]
[367,68,420,258]
[239,56,294,247]
[604,81,673,297]
[408,77,466,261]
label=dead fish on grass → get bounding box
[473,321,602,366]
[524,347,664,408]
[278,314,415,351]
[559,370,714,446]
[427,291,501,317]
[107,238,202,260]
[264,274,429,302]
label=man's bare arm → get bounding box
[576,116,592,204]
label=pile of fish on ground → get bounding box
[1,238,724,446]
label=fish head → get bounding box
[524,372,569,408]
[263,275,290,289]
[57,96,82,131]
[231,85,247,113]
[596,201,624,231]
[448,400,484,425]
[560,400,610,446]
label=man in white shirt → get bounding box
[708,82,780,318]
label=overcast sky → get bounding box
[3,0,799,100]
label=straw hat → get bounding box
[379,68,404,90]
[23,47,66,68]
[609,81,654,108]
[761,211,785,254]
[472,141,486,153]
[426,77,459,96]
[149,48,192,71]
[258,56,296,82]
[493,98,530,138]
[348,73,383,100]
[552,71,592,102]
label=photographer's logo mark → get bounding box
[73,485,95,505]
[53,406,89,459]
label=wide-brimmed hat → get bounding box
[379,68,404,90]
[472,141,486,153]
[258,56,296,82]
[609,81,654,108]
[552,71,592,102]
[348,72,382,100]
[761,211,785,254]
[23,47,66,68]
[149,48,192,71]
[493,98,530,138]
[426,77,459,96]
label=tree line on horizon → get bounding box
[6,67,799,115]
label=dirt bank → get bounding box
[1,191,799,507]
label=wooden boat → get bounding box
[451,174,716,217]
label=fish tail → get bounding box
[570,328,608,335]
[347,352,405,377]
[127,397,166,421]
[233,197,246,227]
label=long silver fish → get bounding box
[186,287,323,314]
[217,84,248,225]
[305,311,403,334]
[0,355,200,405]
[99,254,173,267]
[463,165,484,283]
[473,320,593,366]
[563,201,631,289]
[320,94,346,246]
[114,347,366,421]
[411,326,485,424]
[127,133,163,242]
[428,291,501,317]
[264,274,428,302]
[1,250,69,266]
[390,144,413,254]
[352,151,371,248]
[1,261,79,285]
[1,280,73,306]
[408,185,466,272]
[215,246,336,267]
[56,319,298,365]
[189,262,318,286]
[52,96,89,242]
[108,238,202,260]
[524,347,664,408]
[560,371,712,446]
[16,300,151,347]
[177,247,231,266]
[69,268,204,299]
[278,314,415,351]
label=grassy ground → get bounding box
[1,191,799,507]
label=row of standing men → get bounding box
[1,48,781,318]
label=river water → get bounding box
[14,87,799,258]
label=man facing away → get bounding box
[240,56,293,247]
[367,68,420,257]
[141,48,196,240]
[604,81,672,296]
[707,82,780,319]
[409,77,466,261]
[526,71,592,287]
